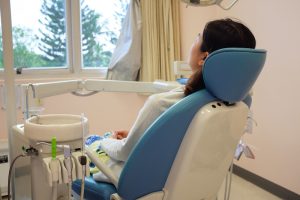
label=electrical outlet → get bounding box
[0,154,9,196]
[0,155,8,164]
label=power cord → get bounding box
[7,146,38,200]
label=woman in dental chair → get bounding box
[87,18,256,181]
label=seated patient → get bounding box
[89,18,256,180]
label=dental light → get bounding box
[181,0,239,10]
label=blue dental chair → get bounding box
[72,48,266,200]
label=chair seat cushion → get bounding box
[72,177,117,200]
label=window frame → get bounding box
[0,0,125,79]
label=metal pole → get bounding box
[0,0,17,199]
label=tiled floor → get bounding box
[2,174,282,200]
[218,174,282,200]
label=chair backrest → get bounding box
[117,48,266,200]
[203,48,266,103]
[164,99,248,200]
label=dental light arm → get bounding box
[84,79,179,93]
[23,79,179,99]
[24,80,82,99]
[22,79,180,119]
[22,80,83,119]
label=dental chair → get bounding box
[72,48,266,200]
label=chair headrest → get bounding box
[203,48,266,103]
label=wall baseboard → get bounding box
[233,165,300,200]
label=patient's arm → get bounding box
[100,94,165,161]
[112,130,129,140]
[100,90,184,162]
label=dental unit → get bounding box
[9,79,182,200]
[10,113,90,200]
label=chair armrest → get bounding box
[85,148,119,187]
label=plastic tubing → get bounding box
[80,114,86,200]
[64,145,72,200]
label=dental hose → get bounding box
[63,145,72,200]
[7,146,38,200]
[80,113,87,200]
[52,182,58,200]
[7,154,26,200]
[79,155,87,200]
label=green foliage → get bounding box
[0,27,46,69]
[38,0,117,67]
[81,0,110,67]
[13,27,46,68]
[38,0,128,68]
[38,0,66,66]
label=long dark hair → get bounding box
[184,18,256,96]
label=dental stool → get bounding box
[72,48,266,200]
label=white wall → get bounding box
[41,92,148,135]
[180,5,217,59]
[180,0,300,194]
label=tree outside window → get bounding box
[7,0,128,70]
[10,0,67,69]
[38,0,67,67]
[81,0,128,68]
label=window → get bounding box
[81,0,128,68]
[11,0,67,69]
[3,0,129,74]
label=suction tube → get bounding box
[80,113,87,200]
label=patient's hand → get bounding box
[112,130,129,140]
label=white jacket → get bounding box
[99,87,184,162]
